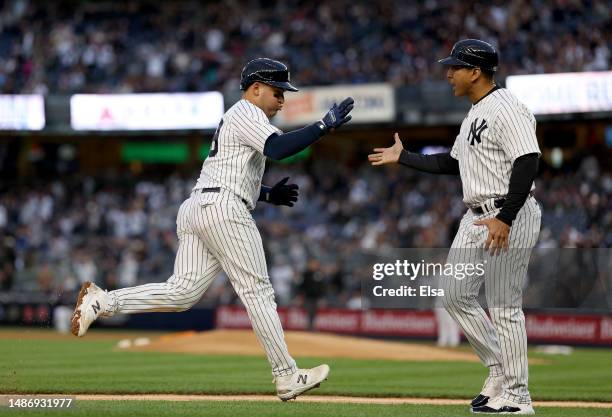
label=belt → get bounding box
[200,187,249,206]
[470,198,505,215]
[468,191,534,215]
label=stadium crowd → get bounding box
[0,0,610,309]
[0,157,609,308]
[0,0,609,94]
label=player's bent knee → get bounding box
[160,280,206,310]
[442,293,478,312]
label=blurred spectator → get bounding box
[298,259,326,330]
[0,0,609,94]
[269,255,295,306]
[71,249,98,285]
[435,306,461,348]
[0,158,609,310]
[0,234,16,291]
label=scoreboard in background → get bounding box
[506,71,612,115]
[0,95,45,130]
[70,92,224,131]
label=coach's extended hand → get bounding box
[320,97,354,132]
[368,133,403,165]
[266,177,299,207]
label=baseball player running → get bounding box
[369,39,540,415]
[71,57,354,401]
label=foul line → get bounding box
[74,394,612,408]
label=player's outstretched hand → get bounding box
[268,177,299,207]
[321,97,354,132]
[368,133,404,166]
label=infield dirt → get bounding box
[122,329,545,364]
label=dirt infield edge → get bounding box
[70,394,612,408]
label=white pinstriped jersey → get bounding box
[194,99,282,209]
[450,88,540,205]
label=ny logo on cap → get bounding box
[468,118,487,146]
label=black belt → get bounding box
[200,187,249,206]
[470,198,505,215]
[469,192,534,215]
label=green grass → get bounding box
[1,333,611,401]
[3,401,612,417]
[1,329,612,416]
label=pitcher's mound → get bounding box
[124,329,481,362]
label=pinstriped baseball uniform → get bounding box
[441,87,541,404]
[195,99,281,209]
[450,88,539,205]
[103,98,297,377]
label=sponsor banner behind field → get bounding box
[273,83,395,127]
[215,306,612,345]
[0,95,45,130]
[525,314,602,343]
[506,71,612,115]
[70,92,224,130]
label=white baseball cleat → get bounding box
[274,364,330,401]
[471,396,535,414]
[71,281,109,337]
[471,374,504,407]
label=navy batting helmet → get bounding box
[239,58,298,92]
[438,39,498,73]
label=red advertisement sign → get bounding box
[215,306,612,346]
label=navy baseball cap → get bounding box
[240,58,298,92]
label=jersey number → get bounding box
[208,119,224,158]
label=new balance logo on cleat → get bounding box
[275,364,329,401]
[91,301,101,314]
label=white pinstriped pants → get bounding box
[441,197,541,404]
[106,191,297,377]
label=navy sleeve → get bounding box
[263,123,325,160]
[258,185,271,202]
[496,153,539,226]
[398,151,460,175]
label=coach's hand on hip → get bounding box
[474,217,510,256]
[368,133,403,166]
[320,97,354,132]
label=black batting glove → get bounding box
[261,177,299,207]
[319,97,354,132]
